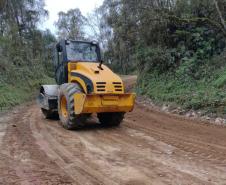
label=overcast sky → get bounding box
[40,0,104,34]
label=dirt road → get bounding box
[0,76,226,185]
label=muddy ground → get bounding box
[0,76,226,185]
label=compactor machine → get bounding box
[38,40,135,130]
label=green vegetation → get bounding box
[1,0,226,116]
[0,0,55,111]
[0,77,54,110]
[138,69,226,115]
[92,0,226,116]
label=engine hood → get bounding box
[69,62,124,94]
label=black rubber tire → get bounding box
[41,108,59,119]
[58,83,87,130]
[97,112,125,127]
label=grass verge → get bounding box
[0,76,54,111]
[137,71,226,118]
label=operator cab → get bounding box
[54,40,101,85]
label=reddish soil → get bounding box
[0,76,226,185]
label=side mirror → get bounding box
[56,44,63,52]
[65,40,70,45]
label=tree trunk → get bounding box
[213,0,226,30]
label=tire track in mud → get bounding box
[0,76,226,184]
[29,105,220,185]
[0,112,22,185]
[30,108,119,185]
[72,123,223,184]
[125,106,226,164]
[124,118,226,164]
[0,107,74,185]
[42,122,156,184]
[120,122,226,183]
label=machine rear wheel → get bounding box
[58,83,87,130]
[97,112,125,127]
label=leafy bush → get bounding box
[137,55,226,116]
[136,47,176,74]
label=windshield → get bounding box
[66,42,99,62]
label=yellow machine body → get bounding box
[68,62,136,114]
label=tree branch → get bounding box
[169,15,226,37]
[213,0,226,30]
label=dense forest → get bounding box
[0,0,226,116]
[96,0,226,116]
[0,0,56,108]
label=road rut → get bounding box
[0,76,226,185]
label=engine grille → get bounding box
[113,82,123,92]
[96,82,106,92]
[96,82,123,93]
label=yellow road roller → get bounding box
[38,40,135,130]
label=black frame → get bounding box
[54,40,101,85]
[56,40,101,63]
